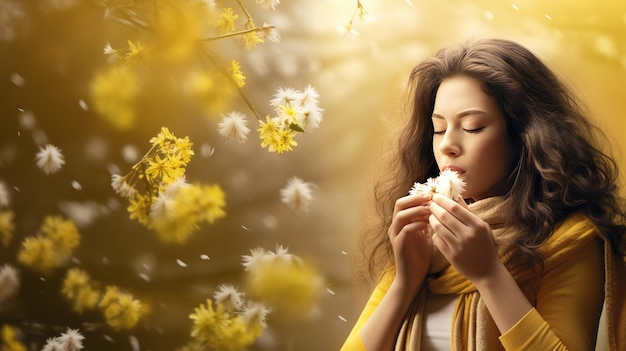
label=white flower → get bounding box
[242,301,270,327]
[150,176,187,220]
[256,0,280,11]
[297,106,324,133]
[337,25,359,41]
[103,42,118,64]
[242,247,270,272]
[280,177,315,214]
[266,244,294,265]
[57,328,85,351]
[35,144,65,174]
[409,169,465,200]
[213,284,245,311]
[0,264,19,304]
[270,87,301,108]
[217,111,250,143]
[0,182,9,208]
[299,85,319,108]
[110,174,135,198]
[260,23,280,43]
[435,169,466,200]
[42,338,64,351]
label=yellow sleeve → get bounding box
[340,270,395,351]
[499,238,604,351]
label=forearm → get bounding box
[473,262,532,334]
[360,280,419,351]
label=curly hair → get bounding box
[362,38,626,281]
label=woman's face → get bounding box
[431,75,516,201]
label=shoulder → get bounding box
[540,213,600,267]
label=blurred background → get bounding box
[0,0,624,350]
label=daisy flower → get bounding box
[280,177,315,214]
[36,144,65,174]
[217,112,250,143]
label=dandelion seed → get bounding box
[176,259,187,267]
[242,247,269,272]
[18,110,36,130]
[200,254,210,260]
[42,338,64,351]
[217,111,250,143]
[36,144,65,174]
[10,72,25,87]
[71,180,82,190]
[139,273,150,282]
[57,328,85,351]
[242,301,270,327]
[104,42,118,64]
[260,23,280,43]
[280,177,315,214]
[256,0,280,11]
[111,174,135,198]
[511,3,519,10]
[0,182,9,207]
[213,284,244,311]
[326,287,335,295]
[338,315,347,322]
[545,13,552,20]
[0,264,19,303]
[78,99,89,111]
[341,250,348,255]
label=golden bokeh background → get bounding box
[0,0,624,350]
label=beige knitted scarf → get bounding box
[394,197,626,351]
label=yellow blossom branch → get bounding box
[201,49,267,120]
[200,25,276,42]
[236,0,254,22]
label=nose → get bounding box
[437,129,461,157]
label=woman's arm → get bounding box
[429,195,604,350]
[342,193,433,350]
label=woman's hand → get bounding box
[428,194,501,283]
[388,193,433,294]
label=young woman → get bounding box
[341,39,626,351]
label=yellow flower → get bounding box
[62,268,100,313]
[240,19,264,50]
[1,325,26,351]
[275,129,298,154]
[149,127,176,148]
[17,237,57,275]
[150,183,226,244]
[90,66,139,130]
[258,116,280,151]
[215,7,238,35]
[40,216,80,257]
[229,60,245,88]
[125,40,149,65]
[174,136,194,163]
[128,193,151,226]
[189,300,257,350]
[99,286,147,330]
[246,258,323,319]
[0,210,14,246]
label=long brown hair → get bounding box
[362,38,626,281]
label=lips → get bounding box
[441,165,465,174]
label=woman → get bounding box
[341,39,626,351]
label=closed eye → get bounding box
[433,130,445,135]
[463,127,485,133]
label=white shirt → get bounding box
[421,293,458,351]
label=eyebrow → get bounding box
[431,109,490,119]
